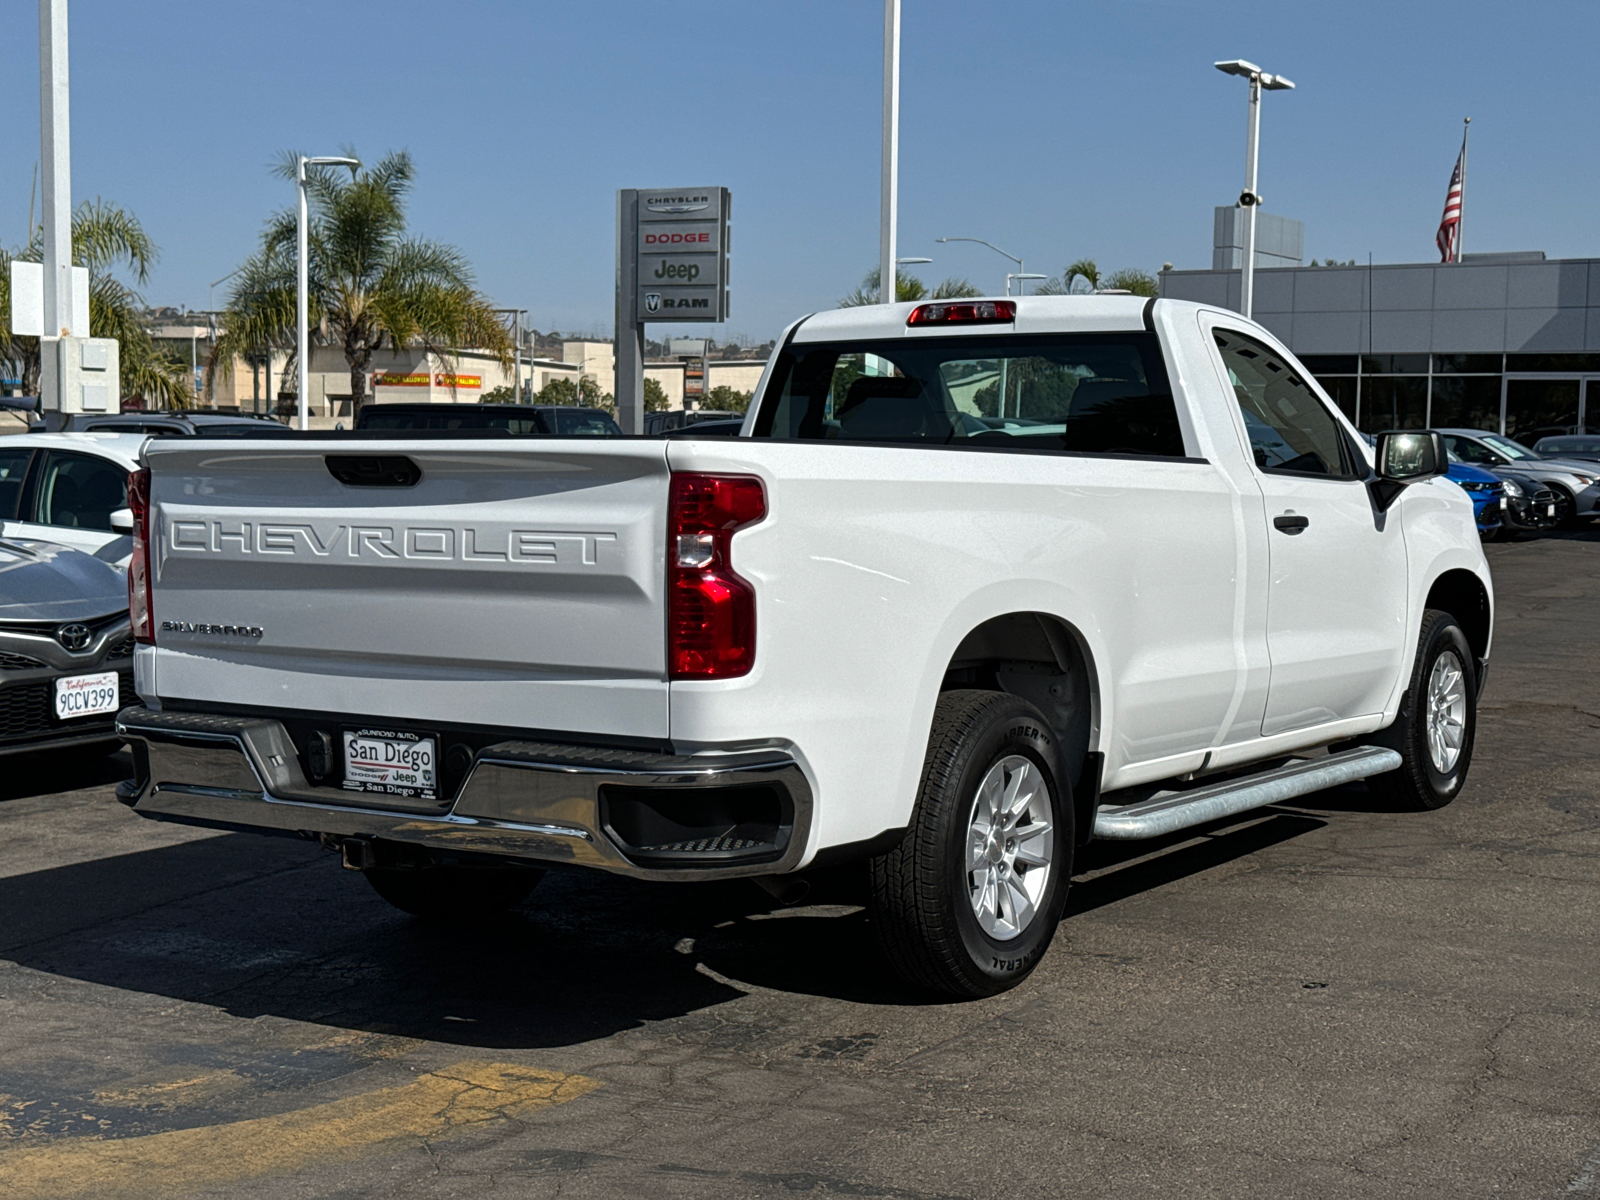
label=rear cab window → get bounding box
[752,331,1189,458]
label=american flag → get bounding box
[1436,140,1466,263]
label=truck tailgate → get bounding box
[141,439,671,738]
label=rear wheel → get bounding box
[1368,609,1476,811]
[364,864,544,919]
[868,690,1072,998]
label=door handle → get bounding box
[1273,514,1310,535]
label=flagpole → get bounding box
[1456,117,1470,262]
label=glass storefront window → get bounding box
[1429,376,1502,431]
[1314,376,1358,423]
[1433,353,1504,374]
[1361,354,1430,375]
[1298,355,1358,375]
[1505,354,1600,373]
[1503,378,1579,442]
[1359,377,1427,433]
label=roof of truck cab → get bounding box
[788,294,1174,342]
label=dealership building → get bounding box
[1161,232,1600,440]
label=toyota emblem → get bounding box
[57,623,92,652]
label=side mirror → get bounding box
[1371,430,1448,510]
[109,507,134,534]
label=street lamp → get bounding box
[889,257,932,301]
[1008,272,1048,296]
[295,154,360,430]
[1214,59,1294,321]
[936,237,1025,295]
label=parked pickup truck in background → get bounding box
[117,296,1493,997]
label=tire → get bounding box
[1367,609,1477,811]
[868,689,1073,998]
[1548,485,1578,530]
[364,864,544,919]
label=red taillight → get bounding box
[668,473,766,679]
[906,300,1015,326]
[128,468,154,644]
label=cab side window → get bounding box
[34,451,127,532]
[1214,330,1356,478]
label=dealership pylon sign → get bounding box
[615,186,730,434]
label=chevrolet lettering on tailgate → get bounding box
[165,520,619,567]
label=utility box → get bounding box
[1213,207,1304,271]
[40,336,121,424]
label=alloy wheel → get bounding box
[965,755,1054,940]
[1425,650,1468,775]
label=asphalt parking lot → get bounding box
[2,535,1598,1199]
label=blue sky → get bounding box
[1,0,1594,344]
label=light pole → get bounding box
[493,308,528,401]
[880,0,901,303]
[39,0,82,353]
[295,154,360,430]
[1214,59,1294,320]
[936,237,1024,295]
[1008,272,1048,296]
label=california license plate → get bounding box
[55,671,119,720]
[342,729,438,800]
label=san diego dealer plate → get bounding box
[342,728,439,801]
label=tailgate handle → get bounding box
[325,455,422,487]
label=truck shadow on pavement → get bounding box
[0,747,132,803]
[0,798,1343,1043]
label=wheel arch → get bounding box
[939,611,1103,837]
[1424,568,1492,665]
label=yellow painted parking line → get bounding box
[0,1060,599,1199]
[92,1069,242,1108]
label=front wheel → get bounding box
[364,864,544,919]
[1368,609,1477,811]
[1548,485,1578,529]
[868,690,1072,998]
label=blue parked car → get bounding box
[1445,459,1504,540]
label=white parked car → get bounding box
[0,433,146,566]
[116,297,1493,997]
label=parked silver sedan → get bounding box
[0,539,132,758]
[1440,429,1600,527]
[1532,434,1600,465]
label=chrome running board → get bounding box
[1092,745,1402,841]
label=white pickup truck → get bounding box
[118,296,1493,997]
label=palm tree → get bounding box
[931,277,981,299]
[1064,259,1101,293]
[840,268,984,307]
[0,201,191,406]
[1033,259,1157,298]
[210,150,511,417]
[1104,268,1158,297]
[840,267,927,307]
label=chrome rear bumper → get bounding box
[116,706,812,881]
